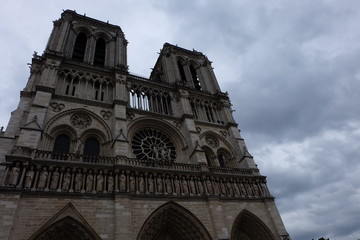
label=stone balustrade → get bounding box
[2,151,271,199]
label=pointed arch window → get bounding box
[53,134,70,160]
[72,33,87,61]
[218,154,226,167]
[190,65,202,90]
[83,138,100,157]
[94,38,106,66]
[177,61,187,83]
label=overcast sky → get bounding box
[1,1,360,239]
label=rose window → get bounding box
[70,114,91,129]
[131,129,176,162]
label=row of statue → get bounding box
[4,163,270,197]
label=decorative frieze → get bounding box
[2,159,270,200]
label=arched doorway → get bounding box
[30,216,100,240]
[137,202,212,240]
[231,210,277,240]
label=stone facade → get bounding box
[0,10,290,240]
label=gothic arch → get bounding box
[199,131,238,167]
[42,109,112,153]
[136,202,212,240]
[127,117,188,162]
[231,209,277,240]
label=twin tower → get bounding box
[0,10,290,240]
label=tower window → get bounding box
[53,134,70,160]
[72,33,87,61]
[190,65,202,90]
[177,61,187,82]
[94,38,106,66]
[218,154,226,167]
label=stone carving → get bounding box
[182,177,189,195]
[96,171,104,192]
[246,183,253,196]
[219,130,228,138]
[8,162,20,187]
[70,113,91,129]
[197,177,204,195]
[138,174,144,193]
[173,121,182,129]
[174,176,181,194]
[165,175,172,194]
[157,176,163,193]
[74,169,82,192]
[213,179,220,195]
[239,183,247,196]
[131,128,176,162]
[119,171,126,192]
[220,179,227,195]
[62,169,71,191]
[233,181,240,196]
[129,174,136,192]
[148,174,154,193]
[253,183,260,196]
[205,135,219,148]
[206,178,213,195]
[50,102,65,112]
[86,170,94,192]
[189,177,196,195]
[100,110,112,120]
[37,167,48,190]
[261,183,269,196]
[24,166,35,189]
[50,168,60,190]
[226,180,234,196]
[108,174,114,192]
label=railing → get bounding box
[10,146,258,176]
[2,157,271,200]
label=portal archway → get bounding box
[30,216,101,240]
[137,202,212,240]
[231,210,277,240]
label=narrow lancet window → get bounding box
[72,33,87,61]
[190,65,202,90]
[94,38,106,66]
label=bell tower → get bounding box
[0,10,290,240]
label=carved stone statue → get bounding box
[246,183,253,196]
[239,183,247,196]
[182,177,189,195]
[233,181,240,196]
[165,175,172,194]
[108,173,114,192]
[220,179,227,195]
[206,178,213,195]
[138,175,144,193]
[96,171,104,192]
[261,183,269,196]
[197,177,204,195]
[226,181,234,196]
[62,168,71,191]
[157,176,163,193]
[119,171,126,192]
[189,177,196,195]
[37,167,48,190]
[129,174,136,192]
[74,169,82,192]
[50,168,60,190]
[174,176,180,194]
[148,174,154,193]
[86,170,94,192]
[213,180,220,195]
[24,166,35,189]
[253,183,260,196]
[8,162,20,187]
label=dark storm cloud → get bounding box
[1,1,360,239]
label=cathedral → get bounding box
[0,10,290,240]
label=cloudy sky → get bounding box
[1,1,360,239]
